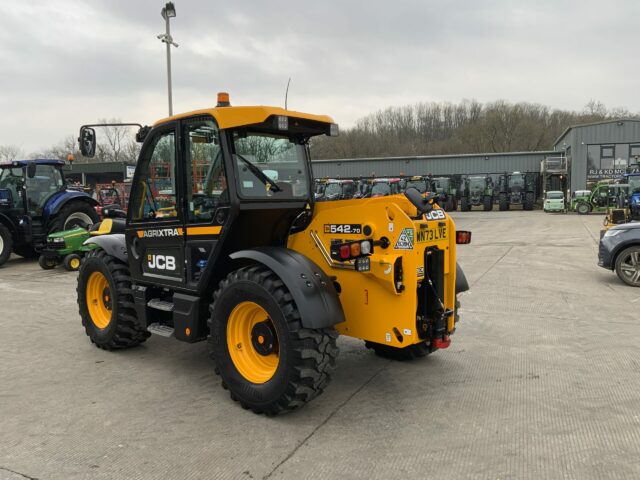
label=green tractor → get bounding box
[432,177,458,212]
[497,171,535,211]
[460,175,494,212]
[38,209,125,271]
[572,180,628,215]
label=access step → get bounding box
[147,323,175,337]
[147,298,174,312]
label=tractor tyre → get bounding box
[0,224,13,267]
[523,193,535,211]
[365,341,432,360]
[460,197,470,212]
[483,195,493,211]
[63,253,82,272]
[614,246,640,287]
[77,249,150,350]
[38,254,57,270]
[499,194,508,211]
[12,244,37,258]
[50,201,99,233]
[209,265,339,415]
[576,202,591,215]
[444,198,454,212]
[452,197,458,211]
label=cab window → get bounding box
[184,118,227,222]
[131,130,177,221]
[232,132,309,199]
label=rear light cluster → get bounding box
[331,239,374,272]
[456,230,472,244]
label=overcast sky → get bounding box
[1,0,639,154]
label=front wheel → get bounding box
[210,265,339,415]
[0,224,13,267]
[63,253,82,271]
[38,254,57,270]
[615,246,640,287]
[576,202,591,215]
[77,249,150,350]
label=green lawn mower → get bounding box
[38,211,125,271]
[38,227,95,271]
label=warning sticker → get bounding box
[394,228,414,250]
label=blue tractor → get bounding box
[0,159,100,267]
[622,172,640,220]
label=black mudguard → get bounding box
[230,247,345,329]
[84,234,128,263]
[456,262,469,294]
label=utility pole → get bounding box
[158,2,178,116]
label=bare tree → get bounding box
[0,145,23,162]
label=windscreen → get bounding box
[371,182,390,196]
[546,192,564,199]
[406,180,427,193]
[233,132,309,199]
[628,176,640,194]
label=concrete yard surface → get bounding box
[1,211,639,480]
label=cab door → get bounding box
[180,116,231,291]
[126,122,186,287]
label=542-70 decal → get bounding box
[324,224,362,234]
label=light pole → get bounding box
[158,2,178,116]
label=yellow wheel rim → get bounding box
[227,301,279,384]
[86,271,112,329]
[70,258,81,270]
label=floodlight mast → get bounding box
[159,2,178,116]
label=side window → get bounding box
[131,130,177,221]
[184,119,226,222]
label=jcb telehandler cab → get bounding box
[76,94,470,415]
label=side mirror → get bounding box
[26,162,37,178]
[79,127,96,157]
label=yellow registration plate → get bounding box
[416,226,447,243]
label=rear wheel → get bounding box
[210,265,339,415]
[577,202,591,215]
[0,224,13,267]
[63,253,82,271]
[38,254,57,270]
[444,197,454,211]
[615,246,640,287]
[77,249,150,350]
[523,192,535,211]
[460,197,470,211]
[50,201,99,233]
[499,194,508,211]
[483,195,493,211]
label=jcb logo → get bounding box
[147,254,176,270]
[425,209,446,221]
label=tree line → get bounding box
[310,100,638,159]
[1,101,636,164]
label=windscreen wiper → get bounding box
[235,154,282,192]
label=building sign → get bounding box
[587,168,626,181]
[126,165,136,179]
